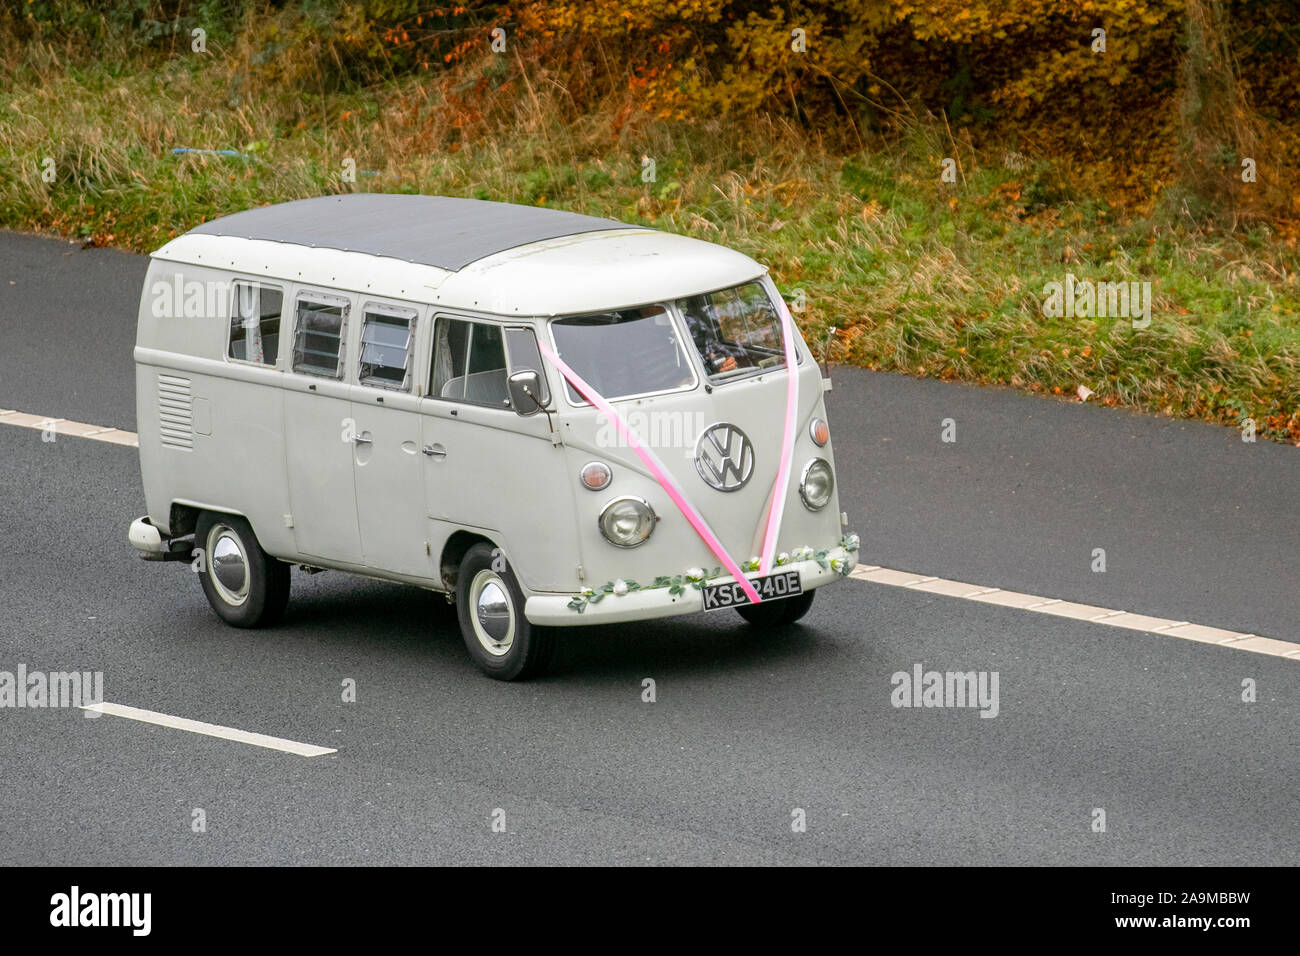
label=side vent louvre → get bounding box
[157,374,194,450]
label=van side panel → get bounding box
[419,403,582,593]
[135,259,292,557]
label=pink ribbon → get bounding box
[537,342,763,605]
[759,283,802,574]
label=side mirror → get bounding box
[507,369,544,417]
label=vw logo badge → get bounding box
[694,423,755,492]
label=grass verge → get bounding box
[1,49,1297,442]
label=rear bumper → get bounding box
[523,546,855,627]
[128,516,168,555]
[128,516,192,562]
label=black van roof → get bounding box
[186,194,637,272]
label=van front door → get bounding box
[421,317,580,592]
[282,290,363,565]
[349,303,432,579]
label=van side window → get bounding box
[503,327,551,406]
[431,318,509,408]
[358,305,416,390]
[292,293,349,378]
[228,282,283,365]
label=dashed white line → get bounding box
[81,702,336,757]
[6,409,1291,662]
[0,409,138,447]
[849,563,1299,661]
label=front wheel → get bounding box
[736,589,816,628]
[455,543,554,681]
[194,512,291,628]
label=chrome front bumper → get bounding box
[523,546,855,627]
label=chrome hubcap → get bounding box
[470,570,514,656]
[207,524,250,607]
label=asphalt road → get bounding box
[1,232,1296,865]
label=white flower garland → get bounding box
[566,532,860,613]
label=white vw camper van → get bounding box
[128,194,858,679]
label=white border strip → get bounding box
[848,564,1300,661]
[81,702,336,757]
[0,409,138,447]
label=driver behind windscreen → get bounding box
[679,295,749,375]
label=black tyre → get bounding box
[736,589,816,628]
[194,512,291,628]
[456,543,554,681]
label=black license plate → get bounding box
[702,570,802,611]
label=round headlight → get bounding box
[799,458,834,511]
[809,418,830,446]
[580,461,612,491]
[598,496,656,548]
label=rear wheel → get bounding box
[194,512,291,628]
[455,543,554,681]
[736,589,816,628]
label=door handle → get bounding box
[422,443,446,459]
[352,435,373,445]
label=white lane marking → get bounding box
[849,563,1299,661]
[0,409,138,447]
[80,702,336,757]
[8,404,1288,663]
